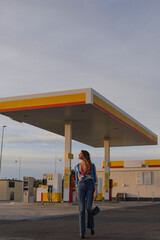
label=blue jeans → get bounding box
[78,179,95,235]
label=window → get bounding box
[43,179,47,185]
[137,172,143,184]
[9,182,15,188]
[136,172,152,185]
[24,180,28,187]
[143,172,152,185]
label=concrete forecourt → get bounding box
[0,201,160,239]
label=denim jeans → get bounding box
[78,179,95,235]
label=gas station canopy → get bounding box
[0,88,157,147]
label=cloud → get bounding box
[5,133,64,145]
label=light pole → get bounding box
[15,158,21,180]
[55,155,62,174]
[0,125,7,173]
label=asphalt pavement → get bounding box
[0,201,160,239]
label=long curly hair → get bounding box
[81,150,92,173]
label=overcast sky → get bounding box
[0,0,160,180]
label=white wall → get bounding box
[97,167,160,199]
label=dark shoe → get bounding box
[80,235,85,239]
[91,229,95,235]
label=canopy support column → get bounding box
[104,139,110,200]
[63,122,72,202]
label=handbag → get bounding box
[92,206,100,216]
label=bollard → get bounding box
[152,192,154,202]
[138,192,140,202]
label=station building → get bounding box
[0,180,23,201]
[97,159,160,201]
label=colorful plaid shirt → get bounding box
[75,163,98,187]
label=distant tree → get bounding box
[34,179,43,188]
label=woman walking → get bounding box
[75,150,98,239]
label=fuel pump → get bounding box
[69,172,75,203]
[48,185,53,202]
